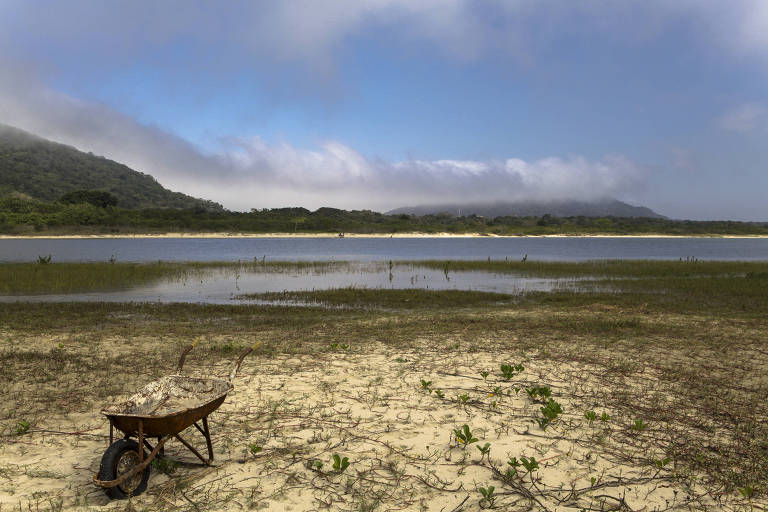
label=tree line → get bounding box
[1,194,766,236]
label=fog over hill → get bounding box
[387,200,665,219]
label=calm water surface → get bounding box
[2,236,768,263]
[0,263,578,304]
[1,237,765,303]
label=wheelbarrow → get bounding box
[93,342,253,498]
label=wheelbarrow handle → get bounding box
[177,338,200,372]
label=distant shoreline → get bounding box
[1,232,767,239]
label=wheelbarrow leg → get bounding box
[109,419,114,444]
[193,416,214,463]
[203,416,214,463]
[137,420,144,464]
[140,437,164,456]
[174,433,211,465]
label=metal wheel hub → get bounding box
[116,450,142,494]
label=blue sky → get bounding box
[0,1,766,219]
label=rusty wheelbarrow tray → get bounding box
[93,343,253,499]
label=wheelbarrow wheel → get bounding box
[98,439,151,498]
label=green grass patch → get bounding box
[412,258,768,278]
[0,262,194,294]
[237,287,517,309]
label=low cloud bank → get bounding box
[222,137,643,210]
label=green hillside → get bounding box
[0,124,222,210]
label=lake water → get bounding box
[1,237,765,303]
[0,263,582,304]
[2,236,768,263]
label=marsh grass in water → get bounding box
[0,262,192,294]
[231,260,768,314]
[0,260,358,295]
[4,260,768,315]
[412,258,768,278]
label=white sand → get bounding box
[0,347,754,511]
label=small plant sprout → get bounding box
[590,476,597,487]
[506,457,521,478]
[584,410,597,425]
[520,456,539,473]
[536,399,563,430]
[476,442,491,459]
[248,443,263,456]
[500,363,524,381]
[454,424,478,449]
[458,393,470,404]
[600,412,611,422]
[654,457,670,470]
[15,420,31,435]
[489,386,502,397]
[433,389,445,399]
[307,459,324,472]
[631,419,648,432]
[480,370,489,380]
[420,379,433,391]
[332,453,350,473]
[738,485,755,498]
[150,457,179,475]
[738,484,757,509]
[526,386,552,402]
[478,485,496,508]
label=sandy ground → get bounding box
[1,344,759,511]
[1,232,766,239]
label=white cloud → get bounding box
[720,102,767,132]
[1,0,767,75]
[728,0,768,54]
[0,72,643,211]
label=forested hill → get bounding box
[0,124,222,210]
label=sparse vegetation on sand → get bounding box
[0,260,766,510]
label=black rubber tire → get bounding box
[98,439,151,499]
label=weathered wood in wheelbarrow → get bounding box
[93,344,253,499]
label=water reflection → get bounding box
[0,262,589,304]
